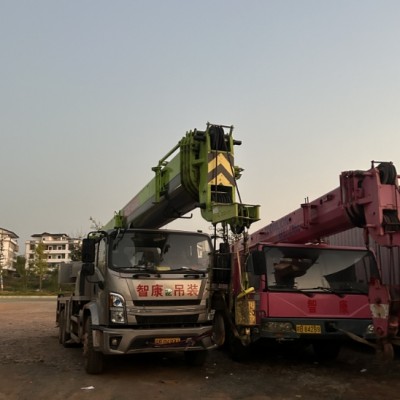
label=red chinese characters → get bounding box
[339,300,349,314]
[186,283,199,296]
[135,283,200,297]
[307,299,317,313]
[136,284,150,297]
[174,284,185,297]
[151,284,163,297]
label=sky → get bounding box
[1,1,400,253]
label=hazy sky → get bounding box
[1,1,400,252]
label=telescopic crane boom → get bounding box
[249,161,400,248]
[103,123,259,235]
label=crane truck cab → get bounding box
[227,241,379,361]
[57,228,216,374]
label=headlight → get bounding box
[109,293,126,324]
[110,293,124,308]
[366,324,375,334]
[110,310,126,324]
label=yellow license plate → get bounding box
[296,324,322,334]
[154,337,181,345]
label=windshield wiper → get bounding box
[269,286,314,297]
[170,267,206,274]
[117,265,148,272]
[337,286,367,294]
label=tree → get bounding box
[89,216,103,230]
[69,242,82,261]
[14,255,28,289]
[32,242,48,291]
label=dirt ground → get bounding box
[1,298,400,400]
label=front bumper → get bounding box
[92,325,214,355]
[258,318,376,341]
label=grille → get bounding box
[133,300,201,307]
[135,314,199,328]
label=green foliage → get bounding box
[69,242,82,261]
[14,255,28,290]
[0,270,73,295]
[32,242,49,291]
[89,216,103,230]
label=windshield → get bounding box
[264,245,379,294]
[109,231,211,272]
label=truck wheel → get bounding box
[227,332,249,362]
[212,311,226,347]
[58,309,71,346]
[184,350,208,367]
[83,316,104,374]
[312,341,341,361]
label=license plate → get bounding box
[154,337,181,345]
[296,324,322,334]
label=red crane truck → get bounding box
[219,161,400,361]
[56,123,259,374]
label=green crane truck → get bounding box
[56,123,259,374]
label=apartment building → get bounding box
[0,228,19,273]
[25,232,81,271]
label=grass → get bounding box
[0,273,73,296]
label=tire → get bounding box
[83,316,104,374]
[58,309,70,346]
[312,341,341,361]
[227,328,249,362]
[377,341,395,362]
[184,350,208,367]
[212,311,226,347]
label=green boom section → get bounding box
[103,123,259,234]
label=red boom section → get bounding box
[249,162,400,248]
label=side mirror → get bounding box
[251,251,266,275]
[82,238,96,263]
[81,262,95,276]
